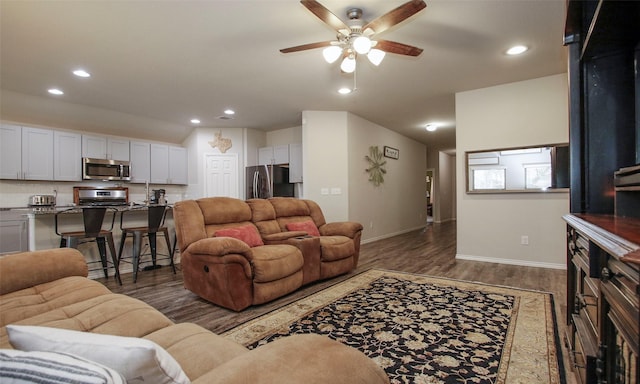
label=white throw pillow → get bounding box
[0,349,126,384]
[6,325,190,384]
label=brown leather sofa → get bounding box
[0,248,389,384]
[173,197,362,311]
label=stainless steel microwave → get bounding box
[82,157,131,181]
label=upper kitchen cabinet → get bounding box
[82,134,130,161]
[21,126,54,181]
[258,145,289,165]
[0,124,22,179]
[149,144,187,185]
[53,131,82,181]
[129,141,151,184]
[0,125,55,181]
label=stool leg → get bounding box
[162,228,176,275]
[96,237,109,279]
[148,232,157,267]
[106,233,121,286]
[133,231,143,283]
[117,231,128,268]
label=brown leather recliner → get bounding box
[173,197,304,311]
[248,197,363,283]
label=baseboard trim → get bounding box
[362,225,426,244]
[455,253,566,270]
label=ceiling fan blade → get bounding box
[300,0,349,32]
[375,40,423,56]
[280,41,334,54]
[363,0,426,35]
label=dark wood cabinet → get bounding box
[564,1,640,383]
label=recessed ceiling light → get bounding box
[190,118,201,124]
[48,88,64,95]
[338,87,352,95]
[425,124,437,132]
[506,45,528,55]
[72,69,91,78]
[224,109,235,115]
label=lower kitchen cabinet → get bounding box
[0,210,29,255]
[564,214,639,384]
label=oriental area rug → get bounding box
[223,269,564,384]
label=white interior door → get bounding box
[204,153,239,198]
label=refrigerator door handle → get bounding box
[253,170,258,198]
[264,164,272,198]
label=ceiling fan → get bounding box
[280,0,427,73]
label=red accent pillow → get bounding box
[214,225,264,247]
[286,220,320,236]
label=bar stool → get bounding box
[55,207,122,285]
[117,205,176,283]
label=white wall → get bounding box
[266,126,301,146]
[302,111,350,222]
[455,74,569,268]
[302,110,427,242]
[437,151,456,223]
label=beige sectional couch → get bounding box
[0,248,388,383]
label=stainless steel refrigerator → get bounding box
[246,165,295,199]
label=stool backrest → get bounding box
[147,205,167,231]
[82,208,107,237]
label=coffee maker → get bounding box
[150,189,166,205]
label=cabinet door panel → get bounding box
[150,144,169,184]
[22,127,53,180]
[82,135,107,159]
[130,141,150,183]
[168,146,187,185]
[54,131,82,181]
[0,124,21,179]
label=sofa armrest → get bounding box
[0,248,88,295]
[185,237,252,258]
[192,334,389,384]
[319,222,364,238]
[261,231,308,244]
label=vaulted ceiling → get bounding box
[0,0,567,153]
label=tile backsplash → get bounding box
[0,180,187,207]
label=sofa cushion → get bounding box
[197,197,252,225]
[286,221,320,236]
[0,349,126,384]
[215,225,264,247]
[0,294,174,349]
[6,325,190,384]
[145,323,249,382]
[319,236,355,261]
[0,276,112,327]
[250,245,304,283]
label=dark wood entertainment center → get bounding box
[563,1,639,383]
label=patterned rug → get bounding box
[223,269,564,384]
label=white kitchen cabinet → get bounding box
[129,141,151,183]
[22,126,54,180]
[0,210,28,255]
[54,131,82,181]
[289,142,303,183]
[0,123,22,179]
[258,145,289,165]
[82,135,130,161]
[150,144,169,184]
[168,146,188,185]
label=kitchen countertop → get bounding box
[1,204,171,215]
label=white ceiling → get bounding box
[0,0,567,152]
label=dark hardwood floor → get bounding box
[99,221,575,382]
[99,221,567,334]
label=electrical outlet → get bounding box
[521,235,529,245]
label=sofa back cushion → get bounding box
[269,198,318,232]
[174,197,256,252]
[247,199,281,236]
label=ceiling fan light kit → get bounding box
[281,0,426,75]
